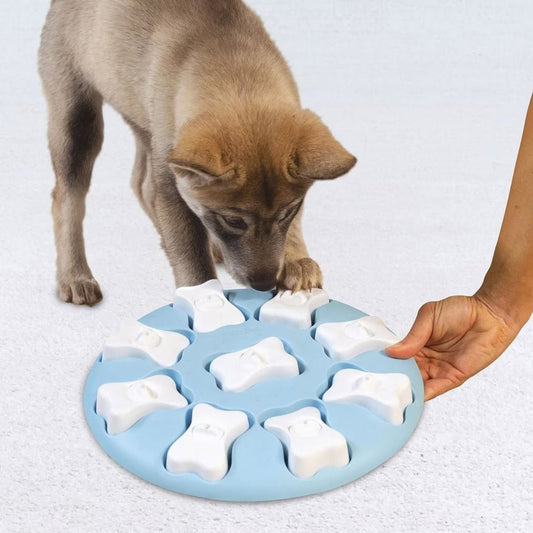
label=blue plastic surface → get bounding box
[83,289,424,501]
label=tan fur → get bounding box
[39,0,356,304]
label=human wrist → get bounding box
[475,264,533,332]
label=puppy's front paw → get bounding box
[58,277,103,306]
[277,257,323,292]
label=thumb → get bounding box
[386,302,435,359]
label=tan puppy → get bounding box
[39,0,356,305]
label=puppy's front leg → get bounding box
[278,209,323,291]
[152,170,216,287]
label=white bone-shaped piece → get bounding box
[322,369,412,425]
[102,319,190,367]
[315,316,399,360]
[264,406,349,478]
[166,403,249,481]
[259,289,329,329]
[96,375,188,435]
[173,279,245,333]
[209,337,299,392]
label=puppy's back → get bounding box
[41,0,298,129]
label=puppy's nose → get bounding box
[248,274,276,292]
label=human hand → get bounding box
[385,295,520,401]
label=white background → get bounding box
[1,1,532,531]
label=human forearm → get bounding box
[388,96,533,400]
[477,95,533,329]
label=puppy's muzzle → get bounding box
[248,273,277,291]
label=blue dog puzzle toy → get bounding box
[83,279,424,501]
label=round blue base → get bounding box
[83,289,424,501]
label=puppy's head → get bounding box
[168,107,356,290]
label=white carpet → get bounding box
[1,1,532,531]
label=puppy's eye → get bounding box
[219,215,248,231]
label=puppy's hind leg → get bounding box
[40,59,104,305]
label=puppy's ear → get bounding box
[167,117,235,187]
[168,155,235,187]
[289,110,356,181]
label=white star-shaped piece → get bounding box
[315,316,399,360]
[173,279,245,333]
[96,375,188,435]
[264,406,349,478]
[258,289,329,329]
[209,337,299,392]
[166,403,249,481]
[102,319,190,367]
[322,368,412,425]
